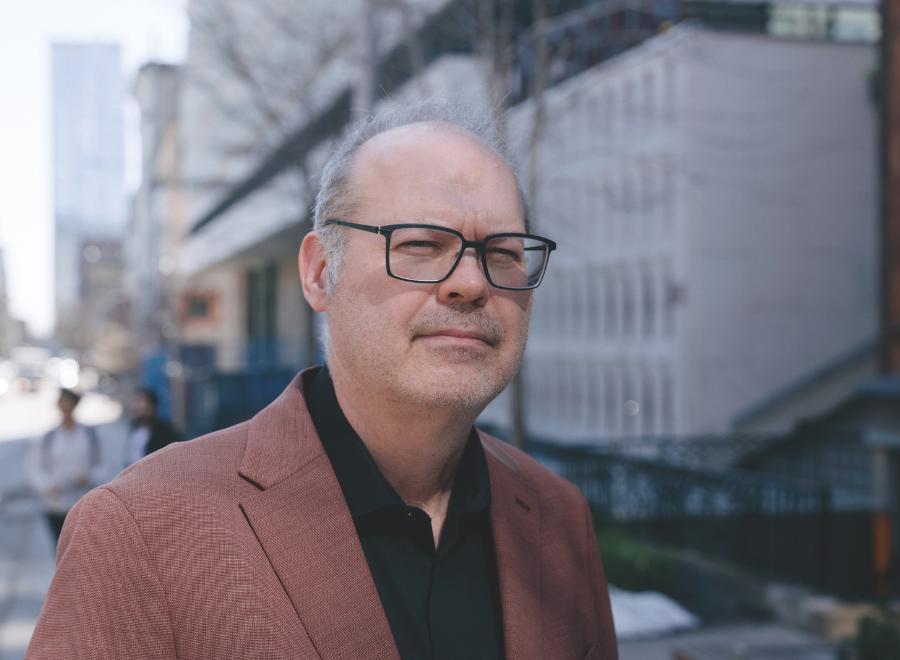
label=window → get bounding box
[588,362,602,429]
[246,262,279,366]
[641,366,657,436]
[661,369,674,434]
[187,297,209,318]
[622,267,636,338]
[624,80,637,124]
[663,259,677,338]
[642,263,656,338]
[578,265,594,337]
[588,264,602,337]
[604,268,618,338]
[623,367,639,436]
[664,58,676,124]
[621,171,634,243]
[604,366,620,435]
[605,89,615,134]
[182,292,217,323]
[643,70,654,123]
[662,155,675,235]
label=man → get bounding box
[125,387,183,466]
[28,104,617,659]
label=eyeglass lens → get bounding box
[388,226,548,289]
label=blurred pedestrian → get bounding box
[28,388,101,544]
[125,387,183,466]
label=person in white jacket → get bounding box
[29,389,102,543]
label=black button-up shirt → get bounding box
[305,367,504,660]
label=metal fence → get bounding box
[531,440,878,598]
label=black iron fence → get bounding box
[531,440,879,598]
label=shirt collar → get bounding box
[304,365,491,520]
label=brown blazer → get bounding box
[27,371,617,659]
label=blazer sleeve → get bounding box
[580,493,619,659]
[26,487,177,659]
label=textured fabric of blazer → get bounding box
[27,370,618,659]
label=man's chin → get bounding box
[399,363,511,412]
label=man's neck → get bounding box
[328,365,477,528]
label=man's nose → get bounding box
[436,248,489,305]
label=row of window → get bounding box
[540,55,679,150]
[525,356,676,438]
[512,7,680,124]
[534,259,679,341]
[540,156,677,245]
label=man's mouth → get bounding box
[416,328,497,346]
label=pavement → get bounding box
[0,386,128,660]
[0,502,54,660]
[619,622,836,659]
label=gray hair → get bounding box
[312,101,530,292]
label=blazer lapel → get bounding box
[482,434,543,660]
[238,370,399,660]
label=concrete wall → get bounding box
[679,30,878,433]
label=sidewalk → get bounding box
[0,505,55,660]
[0,417,129,660]
[619,622,836,660]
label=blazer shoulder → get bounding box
[109,421,251,506]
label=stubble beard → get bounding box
[327,296,529,415]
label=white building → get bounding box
[500,24,879,440]
[172,0,879,442]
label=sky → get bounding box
[0,0,188,338]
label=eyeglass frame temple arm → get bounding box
[324,219,383,235]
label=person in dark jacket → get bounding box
[125,388,183,466]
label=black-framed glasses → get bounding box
[324,219,557,291]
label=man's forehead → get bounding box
[352,121,510,177]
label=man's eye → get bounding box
[487,248,523,264]
[395,240,442,252]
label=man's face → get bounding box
[57,394,76,417]
[322,123,532,412]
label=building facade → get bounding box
[51,43,126,348]
[169,0,880,443]
[504,25,878,440]
[127,63,184,372]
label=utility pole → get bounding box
[874,0,900,598]
[509,0,549,451]
[882,0,900,372]
[360,0,381,116]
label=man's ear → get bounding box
[298,231,329,312]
